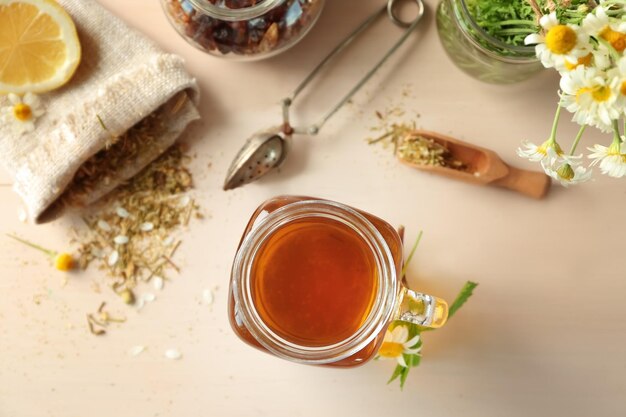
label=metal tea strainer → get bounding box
[223,0,426,190]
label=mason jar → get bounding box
[228,196,449,367]
[161,0,325,60]
[436,0,543,84]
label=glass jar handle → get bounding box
[395,286,449,328]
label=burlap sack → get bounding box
[0,0,200,223]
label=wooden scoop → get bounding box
[396,130,551,199]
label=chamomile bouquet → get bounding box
[520,0,626,184]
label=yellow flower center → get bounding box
[536,143,549,156]
[13,103,32,122]
[592,85,612,102]
[620,81,626,96]
[607,141,626,158]
[545,25,577,55]
[564,53,593,71]
[537,140,562,158]
[600,27,626,52]
[378,341,404,358]
[576,85,612,103]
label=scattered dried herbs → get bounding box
[397,133,468,171]
[74,143,201,307]
[58,92,189,209]
[368,122,468,172]
[63,111,162,205]
[87,302,126,336]
[57,100,202,336]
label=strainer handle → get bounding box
[286,0,426,136]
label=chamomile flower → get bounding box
[608,56,626,109]
[546,162,593,186]
[518,101,567,170]
[0,93,44,135]
[539,146,585,173]
[525,12,592,69]
[6,234,75,272]
[583,6,626,52]
[559,65,619,132]
[588,141,626,177]
[560,47,611,73]
[517,139,564,166]
[377,325,421,368]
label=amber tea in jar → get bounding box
[161,0,325,60]
[229,196,449,367]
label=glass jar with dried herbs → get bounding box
[435,0,544,83]
[162,0,325,60]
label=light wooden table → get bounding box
[1,1,625,416]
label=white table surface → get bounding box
[1,0,625,416]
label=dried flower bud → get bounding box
[54,253,75,271]
[556,164,575,181]
[119,288,135,305]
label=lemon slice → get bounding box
[0,0,81,94]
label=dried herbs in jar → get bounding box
[162,0,325,59]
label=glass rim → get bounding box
[231,199,398,364]
[454,0,537,57]
[188,0,286,21]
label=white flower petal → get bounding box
[23,92,39,107]
[153,276,164,290]
[97,220,112,232]
[18,209,27,223]
[540,12,558,30]
[525,33,543,45]
[113,235,129,245]
[179,196,191,207]
[128,345,146,356]
[164,349,182,360]
[143,293,156,302]
[396,355,407,368]
[116,207,130,218]
[391,325,409,343]
[140,222,154,232]
[202,288,214,305]
[108,250,120,266]
[404,335,421,349]
[8,93,20,105]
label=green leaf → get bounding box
[399,362,410,389]
[448,281,479,319]
[401,231,423,277]
[411,354,421,368]
[387,364,404,384]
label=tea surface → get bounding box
[251,217,378,347]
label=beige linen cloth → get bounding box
[0,0,200,223]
